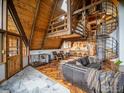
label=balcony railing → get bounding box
[47,13,68,37]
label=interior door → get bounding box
[7,35,21,78]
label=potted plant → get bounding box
[114,60,122,72]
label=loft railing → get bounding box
[48,14,67,33]
[47,13,68,37]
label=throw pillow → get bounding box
[80,58,88,66]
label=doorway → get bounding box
[7,34,22,78]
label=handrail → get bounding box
[73,0,103,15]
[51,13,67,22]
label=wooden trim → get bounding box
[8,0,29,46]
[0,30,21,37]
[29,0,41,46]
[7,31,21,37]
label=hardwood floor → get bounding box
[37,60,87,93]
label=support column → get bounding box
[119,0,124,72]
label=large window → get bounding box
[61,0,67,12]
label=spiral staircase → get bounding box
[72,0,119,59]
[74,19,88,38]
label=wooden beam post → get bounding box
[8,0,29,46]
[29,0,41,47]
[67,0,72,34]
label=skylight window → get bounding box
[61,0,67,12]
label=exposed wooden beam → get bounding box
[8,0,29,46]
[67,0,72,34]
[6,31,21,37]
[29,0,41,47]
[73,0,102,15]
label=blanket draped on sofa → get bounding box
[86,68,124,93]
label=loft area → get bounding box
[0,0,124,93]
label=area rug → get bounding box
[0,66,70,93]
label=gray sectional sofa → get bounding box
[60,56,101,92]
[60,57,124,93]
